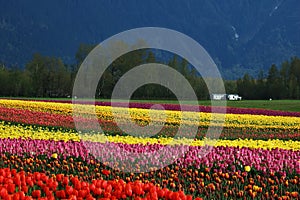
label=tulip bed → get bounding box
[7,99,300,117]
[0,99,299,199]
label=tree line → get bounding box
[0,42,299,100]
[235,57,300,100]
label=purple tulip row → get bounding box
[22,99,300,117]
[1,138,299,175]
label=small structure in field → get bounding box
[227,94,242,101]
[211,94,242,100]
[211,94,227,100]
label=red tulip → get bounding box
[150,190,158,200]
[31,190,41,198]
[166,190,174,200]
[34,172,41,181]
[40,174,48,183]
[26,177,34,187]
[44,188,52,198]
[11,169,17,176]
[103,191,111,198]
[81,181,88,189]
[0,187,8,199]
[21,185,28,193]
[56,174,63,182]
[67,195,77,200]
[133,184,144,196]
[7,183,16,194]
[105,184,112,194]
[89,183,96,192]
[37,180,43,187]
[101,180,108,189]
[50,181,58,191]
[94,180,102,188]
[78,189,88,198]
[157,189,165,198]
[171,192,180,200]
[186,195,193,200]
[62,177,69,186]
[56,190,66,199]
[125,184,132,197]
[46,196,55,200]
[65,185,74,196]
[13,174,21,187]
[74,180,81,190]
[72,189,78,197]
[112,189,122,199]
[71,177,78,185]
[86,194,96,200]
[93,187,102,196]
[19,191,26,200]
[178,190,186,199]
[101,169,110,176]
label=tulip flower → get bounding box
[244,166,251,172]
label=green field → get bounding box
[220,100,300,112]
[1,97,300,112]
[130,99,300,112]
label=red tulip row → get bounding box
[0,106,74,128]
[0,106,117,131]
[1,152,299,199]
[1,106,300,141]
[0,168,204,200]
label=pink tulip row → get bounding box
[1,138,299,175]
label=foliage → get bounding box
[236,57,300,99]
[0,42,300,100]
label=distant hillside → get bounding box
[0,0,299,79]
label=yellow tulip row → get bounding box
[0,99,73,115]
[0,121,299,150]
[0,121,79,142]
[1,99,300,130]
[81,134,300,150]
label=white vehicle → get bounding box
[227,94,242,101]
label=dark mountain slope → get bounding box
[0,0,299,79]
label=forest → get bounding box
[0,43,300,100]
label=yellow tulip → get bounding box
[244,166,251,172]
[51,153,58,159]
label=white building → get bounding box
[211,94,227,100]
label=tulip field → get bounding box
[0,99,299,199]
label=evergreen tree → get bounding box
[256,70,267,99]
[237,73,256,99]
[267,64,281,99]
